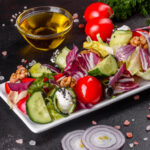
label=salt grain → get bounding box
[114,125,120,130]
[29,63,32,67]
[74,19,79,23]
[92,120,97,125]
[29,140,36,146]
[24,6,27,9]
[129,143,134,148]
[2,24,5,27]
[73,13,78,19]
[0,76,5,81]
[146,125,150,131]
[15,13,18,16]
[143,137,148,141]
[18,12,21,14]
[21,59,25,63]
[16,139,23,144]
[10,19,14,22]
[131,118,135,122]
[12,15,16,19]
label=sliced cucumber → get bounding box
[26,91,52,124]
[29,63,51,78]
[110,30,132,52]
[55,47,70,69]
[52,88,76,115]
[88,55,118,76]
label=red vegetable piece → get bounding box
[75,76,102,105]
[85,17,113,41]
[54,73,64,81]
[133,30,149,37]
[84,2,113,22]
[21,78,36,83]
[124,120,130,126]
[17,94,29,114]
[126,132,133,138]
[5,83,10,94]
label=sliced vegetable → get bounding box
[5,83,10,94]
[26,91,52,124]
[42,64,60,73]
[115,45,136,62]
[54,73,64,81]
[61,130,86,150]
[8,81,33,91]
[55,47,70,69]
[110,30,132,52]
[75,76,102,105]
[21,77,36,83]
[136,68,150,80]
[88,55,118,76]
[133,29,149,37]
[108,63,126,86]
[52,88,76,115]
[84,2,113,22]
[17,94,29,114]
[82,125,125,150]
[139,47,150,71]
[85,17,113,41]
[29,63,51,78]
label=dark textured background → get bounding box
[0,0,150,150]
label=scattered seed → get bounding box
[147,114,150,119]
[24,6,27,9]
[10,19,14,22]
[134,141,139,145]
[126,132,133,138]
[124,120,130,126]
[78,24,85,29]
[146,125,150,131]
[12,15,16,19]
[15,13,18,16]
[143,137,148,141]
[131,118,135,122]
[129,143,134,148]
[133,95,140,100]
[2,51,7,56]
[74,19,79,23]
[16,139,23,144]
[92,120,97,125]
[114,125,121,130]
[14,23,17,27]
[73,13,78,19]
[29,140,36,146]
[2,24,5,27]
[18,12,21,14]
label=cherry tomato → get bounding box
[21,77,36,83]
[84,2,113,22]
[133,30,149,37]
[74,76,103,105]
[17,94,29,114]
[5,83,10,94]
[85,17,113,41]
[54,73,64,81]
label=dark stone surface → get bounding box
[0,0,150,150]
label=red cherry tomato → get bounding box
[54,73,64,81]
[84,2,113,22]
[17,94,29,114]
[5,83,10,95]
[21,78,36,83]
[74,76,103,105]
[133,30,149,37]
[85,17,113,41]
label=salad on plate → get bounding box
[4,24,150,124]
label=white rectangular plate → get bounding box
[0,80,150,133]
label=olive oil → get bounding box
[19,12,71,51]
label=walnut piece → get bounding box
[130,36,148,50]
[10,65,28,83]
[80,49,101,57]
[57,76,76,88]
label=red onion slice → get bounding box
[82,125,125,150]
[42,64,60,73]
[136,31,150,54]
[61,130,87,150]
[134,26,150,31]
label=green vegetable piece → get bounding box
[88,55,118,76]
[137,68,150,80]
[110,30,132,52]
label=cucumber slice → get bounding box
[52,88,76,115]
[55,47,70,69]
[26,91,52,124]
[88,55,118,76]
[29,63,51,78]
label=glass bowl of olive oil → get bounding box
[16,6,73,51]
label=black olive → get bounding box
[105,86,114,99]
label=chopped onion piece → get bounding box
[61,130,87,150]
[82,125,125,150]
[43,64,60,73]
